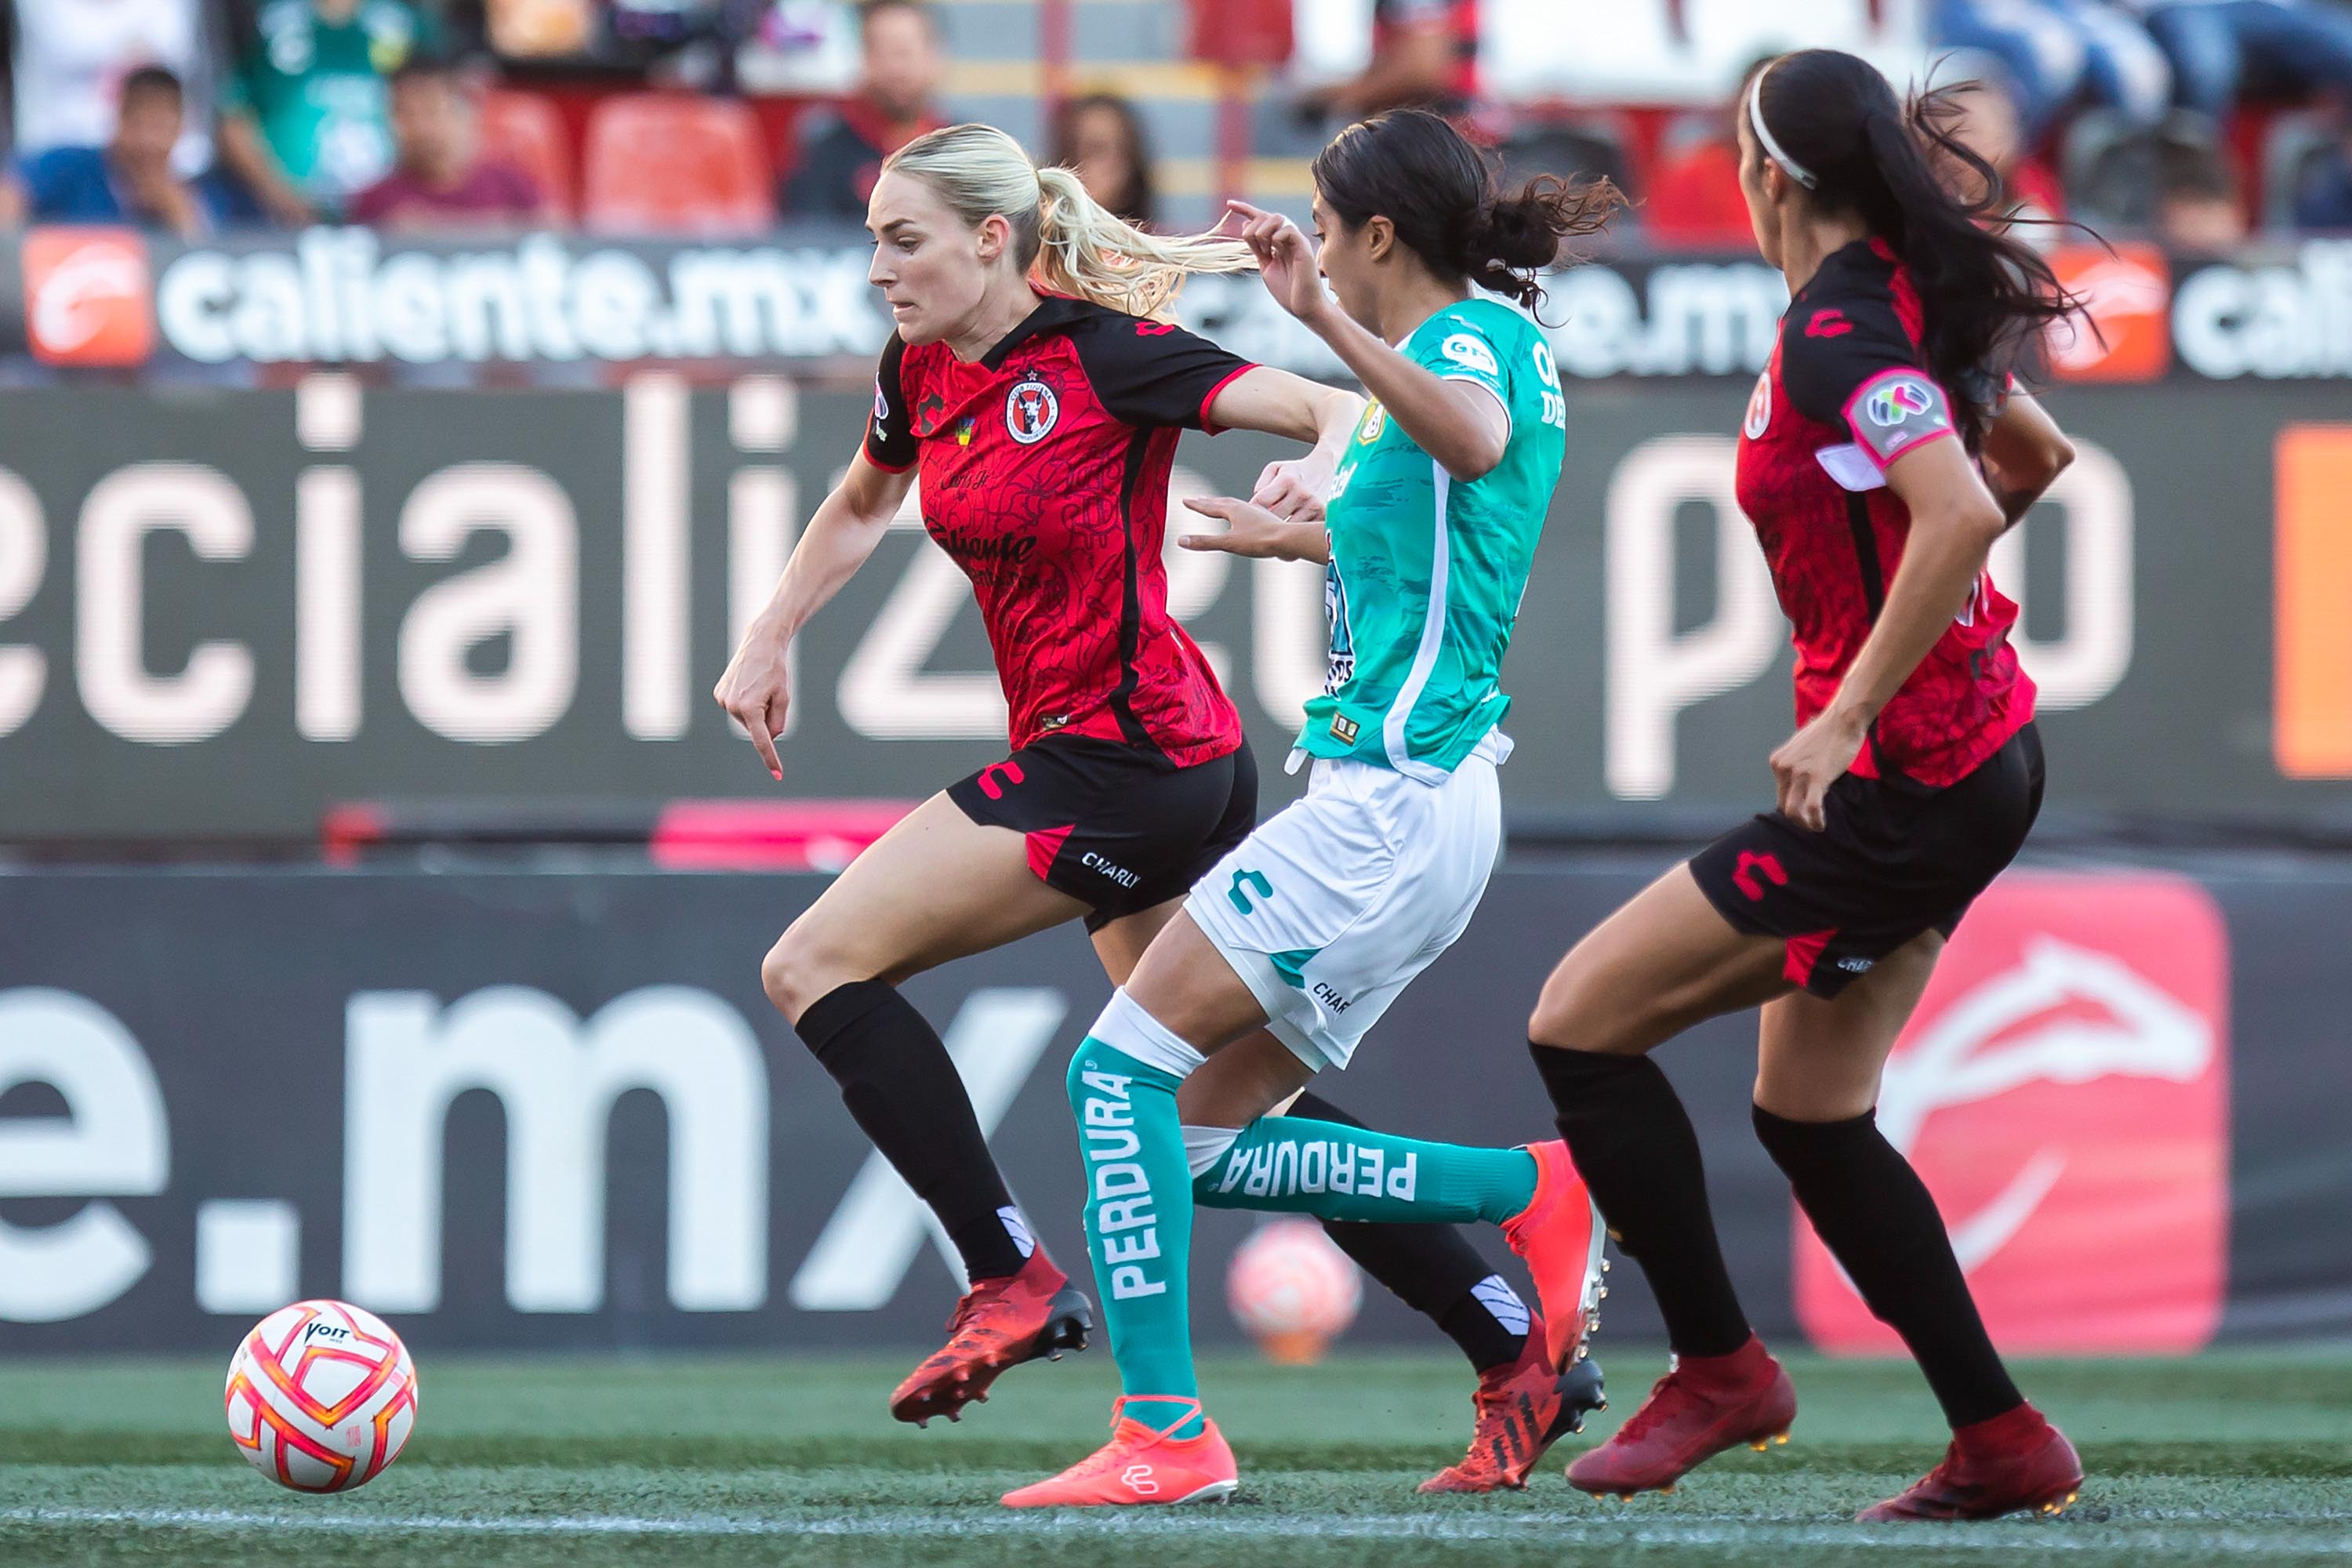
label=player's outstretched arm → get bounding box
[1978,392,2076,528]
[1204,366,1365,521]
[1768,436,2006,829]
[1227,199,1509,484]
[1178,495,1330,563]
[713,451,913,779]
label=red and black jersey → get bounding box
[1733,238,2035,789]
[864,294,1255,768]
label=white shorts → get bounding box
[1185,734,1504,1071]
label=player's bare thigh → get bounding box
[1096,898,1314,1127]
[1753,928,1943,1123]
[760,791,1089,1022]
[1528,862,1791,1056]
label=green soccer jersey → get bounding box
[227,0,435,205]
[1298,296,1568,781]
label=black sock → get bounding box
[1531,1044,1752,1359]
[794,979,1027,1283]
[1290,1090,1529,1373]
[1753,1105,2022,1428]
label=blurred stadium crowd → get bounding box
[7,0,2352,250]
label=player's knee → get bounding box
[1529,959,1642,1054]
[760,923,851,1024]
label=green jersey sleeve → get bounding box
[1408,310,1512,427]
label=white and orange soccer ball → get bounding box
[224,1300,419,1493]
[1225,1219,1362,1364]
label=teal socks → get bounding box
[1067,1037,1203,1439]
[1194,1116,1538,1226]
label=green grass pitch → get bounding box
[2,1346,2348,1566]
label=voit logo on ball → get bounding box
[20,227,156,367]
[1793,871,2230,1353]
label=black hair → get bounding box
[1311,108,1622,312]
[2158,140,2238,204]
[119,64,184,103]
[1749,49,2080,438]
[1049,93,1157,229]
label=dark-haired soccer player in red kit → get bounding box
[717,122,1573,1490]
[1515,50,2090,1520]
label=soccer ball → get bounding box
[1225,1219,1362,1364]
[224,1300,419,1492]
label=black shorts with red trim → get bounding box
[1690,723,2045,998]
[946,735,1257,933]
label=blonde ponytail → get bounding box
[883,124,1254,318]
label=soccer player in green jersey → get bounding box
[1005,111,1625,1508]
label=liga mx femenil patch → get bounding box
[1005,376,1060,444]
[1847,369,1951,463]
[1792,871,2230,1354]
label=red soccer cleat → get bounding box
[1419,1312,1609,1494]
[888,1251,1094,1426]
[1501,1142,1607,1374]
[1000,1398,1239,1508]
[1857,1403,2083,1521]
[1566,1334,1797,1497]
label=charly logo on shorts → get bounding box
[1005,377,1060,444]
[1865,376,1936,426]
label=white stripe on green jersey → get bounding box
[1299,296,1568,782]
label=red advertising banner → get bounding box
[1793,871,2230,1354]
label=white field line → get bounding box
[2,1505,2350,1553]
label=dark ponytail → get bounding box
[1752,49,2082,438]
[1312,109,1624,312]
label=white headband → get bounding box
[1748,66,1818,191]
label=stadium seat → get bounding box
[479,90,575,221]
[582,93,776,237]
[1642,137,1751,245]
[2262,111,2339,229]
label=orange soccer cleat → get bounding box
[1000,1398,1239,1508]
[1501,1142,1608,1374]
[1858,1403,2083,1522]
[1566,1334,1797,1497]
[1418,1312,1608,1494]
[888,1251,1094,1426]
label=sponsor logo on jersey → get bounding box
[1135,321,1177,337]
[1793,873,2229,1353]
[22,227,154,366]
[1743,371,1772,439]
[1327,713,1360,745]
[1804,307,1853,339]
[1440,332,1500,378]
[954,416,976,445]
[1004,377,1059,443]
[872,382,889,423]
[2049,242,2170,383]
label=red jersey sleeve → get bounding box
[1780,302,1958,469]
[863,334,919,472]
[1069,314,1256,434]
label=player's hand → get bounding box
[1180,495,1327,562]
[713,624,793,781]
[1226,200,1330,325]
[1250,452,1333,521]
[1769,707,1867,832]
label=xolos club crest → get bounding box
[1005,376,1060,444]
